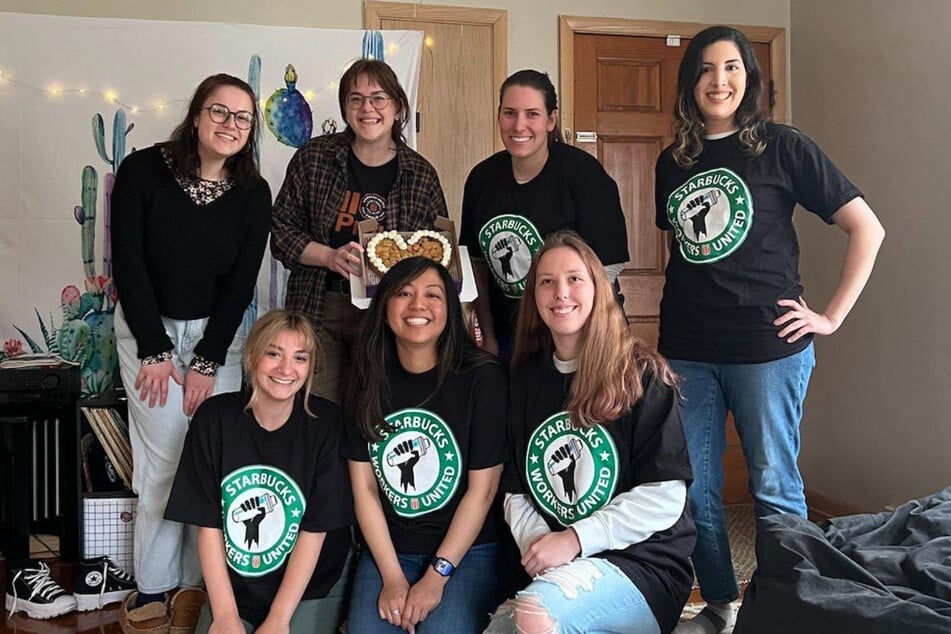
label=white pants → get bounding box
[115,303,244,593]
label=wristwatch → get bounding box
[431,556,455,577]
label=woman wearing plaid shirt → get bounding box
[272,60,448,402]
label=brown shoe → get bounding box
[120,592,170,634]
[168,588,206,634]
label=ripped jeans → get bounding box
[484,557,660,634]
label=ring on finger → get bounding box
[392,609,401,616]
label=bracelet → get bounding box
[189,355,220,378]
[141,351,172,365]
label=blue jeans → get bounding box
[484,558,660,634]
[347,543,507,634]
[669,343,815,604]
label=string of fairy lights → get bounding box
[0,39,426,117]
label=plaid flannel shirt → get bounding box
[271,133,448,335]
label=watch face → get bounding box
[433,558,453,576]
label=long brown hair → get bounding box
[513,232,675,427]
[244,310,319,417]
[671,26,766,168]
[164,74,261,187]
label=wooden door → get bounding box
[365,2,507,230]
[573,32,774,505]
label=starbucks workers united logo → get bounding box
[369,408,463,518]
[666,167,754,264]
[478,214,543,298]
[221,465,305,577]
[525,412,619,526]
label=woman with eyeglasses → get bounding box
[272,59,449,403]
[111,73,271,633]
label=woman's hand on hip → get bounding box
[775,297,838,343]
[134,360,183,408]
[183,369,216,417]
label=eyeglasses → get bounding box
[204,103,255,130]
[346,92,391,110]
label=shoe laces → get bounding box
[8,562,63,615]
[105,559,134,583]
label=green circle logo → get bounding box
[666,167,754,264]
[221,465,305,577]
[525,412,619,526]
[369,408,463,518]
[478,214,543,298]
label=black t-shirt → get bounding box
[165,392,353,627]
[327,149,398,249]
[460,143,629,341]
[506,354,696,633]
[654,123,862,363]
[342,357,508,554]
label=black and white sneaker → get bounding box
[74,556,136,611]
[4,560,77,619]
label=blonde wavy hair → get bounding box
[243,310,319,417]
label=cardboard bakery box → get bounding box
[350,217,476,308]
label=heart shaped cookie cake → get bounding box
[366,229,453,276]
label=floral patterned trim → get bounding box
[189,355,219,378]
[161,147,235,205]
[142,351,173,365]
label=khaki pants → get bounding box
[311,291,364,403]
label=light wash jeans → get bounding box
[669,343,816,604]
[115,302,244,593]
[484,557,660,634]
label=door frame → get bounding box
[559,16,787,144]
[365,1,508,152]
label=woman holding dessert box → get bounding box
[272,59,448,403]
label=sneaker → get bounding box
[4,560,77,619]
[74,556,136,611]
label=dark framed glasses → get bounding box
[204,103,255,130]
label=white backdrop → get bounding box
[0,11,422,392]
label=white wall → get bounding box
[791,0,951,509]
[0,0,788,76]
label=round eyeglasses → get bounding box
[204,103,255,130]
[346,92,391,110]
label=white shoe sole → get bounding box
[75,589,135,611]
[5,592,77,619]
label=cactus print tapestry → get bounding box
[0,12,422,393]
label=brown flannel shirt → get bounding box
[271,132,448,335]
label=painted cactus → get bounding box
[92,109,134,279]
[265,64,314,148]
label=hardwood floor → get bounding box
[1,559,124,634]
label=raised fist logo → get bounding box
[547,439,583,502]
[490,236,523,279]
[231,493,277,548]
[680,191,720,240]
[386,437,429,492]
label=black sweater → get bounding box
[111,146,271,364]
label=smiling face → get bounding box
[498,85,557,163]
[345,73,400,148]
[534,246,595,359]
[193,84,253,168]
[251,329,311,408]
[386,267,448,362]
[693,39,748,135]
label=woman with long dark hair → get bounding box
[486,231,695,634]
[656,26,885,633]
[459,70,629,362]
[166,310,352,634]
[272,60,448,402]
[112,73,271,632]
[342,257,509,633]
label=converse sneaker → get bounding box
[74,556,137,611]
[4,560,77,619]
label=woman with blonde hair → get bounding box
[487,231,696,634]
[166,310,353,634]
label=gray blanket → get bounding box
[735,486,951,633]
